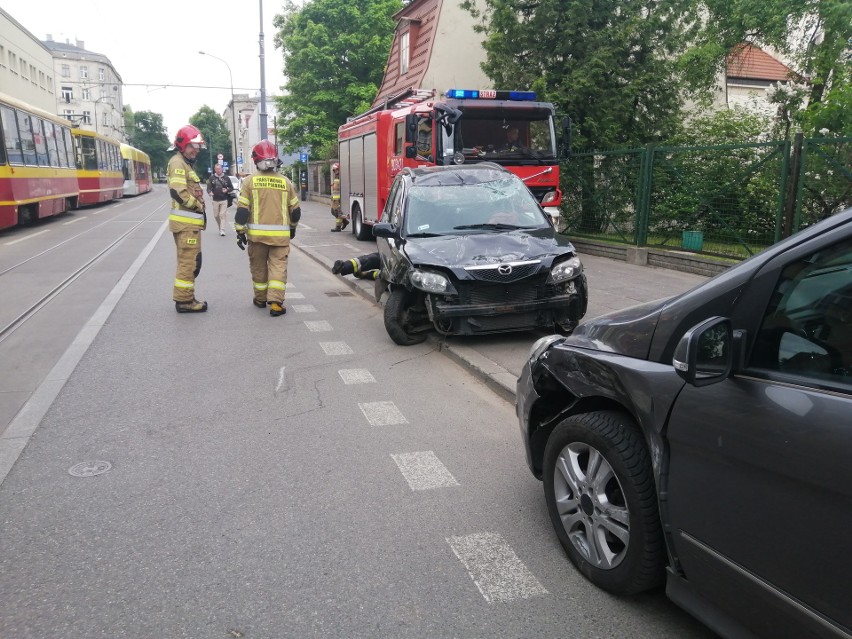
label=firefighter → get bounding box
[167,124,208,313]
[330,162,348,232]
[332,252,381,280]
[234,140,301,317]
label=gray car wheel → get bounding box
[542,410,664,594]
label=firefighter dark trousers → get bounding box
[173,229,202,302]
[248,242,290,304]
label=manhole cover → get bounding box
[68,461,112,477]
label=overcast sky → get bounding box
[4,0,291,139]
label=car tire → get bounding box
[352,203,371,241]
[542,410,664,595]
[384,288,428,345]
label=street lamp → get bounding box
[199,50,239,176]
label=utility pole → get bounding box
[259,0,268,141]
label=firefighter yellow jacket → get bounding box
[167,152,206,232]
[236,172,300,246]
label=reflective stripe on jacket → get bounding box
[167,153,205,231]
[237,171,300,246]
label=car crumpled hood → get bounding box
[402,229,575,272]
[565,297,669,359]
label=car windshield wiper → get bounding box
[453,223,524,230]
[405,231,444,237]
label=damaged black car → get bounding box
[373,163,588,345]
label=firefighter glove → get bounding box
[237,231,247,251]
[290,226,296,239]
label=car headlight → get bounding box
[529,334,563,364]
[541,190,558,204]
[550,256,583,283]
[410,269,454,294]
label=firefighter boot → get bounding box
[269,302,286,317]
[175,299,208,313]
[332,259,355,276]
[253,298,267,308]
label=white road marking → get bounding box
[299,223,313,230]
[338,369,375,384]
[304,320,333,332]
[320,341,353,355]
[4,229,51,245]
[276,366,286,392]
[391,451,459,490]
[292,304,316,313]
[447,532,549,603]
[358,401,407,426]
[62,217,83,225]
[287,291,305,299]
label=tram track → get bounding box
[0,200,167,346]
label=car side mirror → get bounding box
[405,114,418,143]
[673,317,732,387]
[405,146,417,159]
[373,222,400,239]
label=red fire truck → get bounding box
[337,88,570,240]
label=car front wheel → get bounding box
[542,410,664,595]
[383,288,429,345]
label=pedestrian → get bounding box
[330,162,348,232]
[234,140,301,317]
[167,124,208,313]
[206,163,232,236]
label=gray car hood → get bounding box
[565,297,669,359]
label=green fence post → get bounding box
[635,144,653,246]
[793,137,809,232]
[776,138,792,243]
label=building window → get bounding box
[61,86,73,102]
[99,68,105,81]
[30,64,37,84]
[102,113,109,126]
[80,66,88,79]
[400,32,410,74]
[82,111,91,124]
[39,70,45,88]
[20,58,28,79]
[63,109,74,120]
[61,64,70,77]
[82,88,91,100]
[9,52,17,75]
[0,46,5,69]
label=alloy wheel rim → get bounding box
[553,442,630,569]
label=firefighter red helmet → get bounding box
[251,140,278,163]
[173,125,205,152]
[332,162,340,172]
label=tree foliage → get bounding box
[272,0,402,157]
[681,0,852,136]
[464,0,696,150]
[189,106,233,178]
[125,110,170,174]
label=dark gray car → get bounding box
[373,164,588,345]
[517,208,852,638]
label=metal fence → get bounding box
[561,136,852,259]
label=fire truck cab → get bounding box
[338,88,568,240]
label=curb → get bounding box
[292,241,518,404]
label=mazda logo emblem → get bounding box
[498,264,513,275]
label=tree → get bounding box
[272,0,402,157]
[680,0,852,136]
[125,110,170,175]
[189,106,232,178]
[464,0,695,151]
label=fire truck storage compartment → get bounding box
[339,132,378,227]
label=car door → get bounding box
[665,233,852,638]
[376,177,408,282]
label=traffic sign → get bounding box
[217,153,224,161]
[299,152,308,163]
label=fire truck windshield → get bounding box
[439,108,557,166]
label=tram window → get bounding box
[1,105,22,165]
[18,114,37,165]
[62,128,74,168]
[33,117,49,166]
[44,121,60,167]
[80,136,97,170]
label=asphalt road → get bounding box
[0,188,717,638]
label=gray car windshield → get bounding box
[404,178,550,236]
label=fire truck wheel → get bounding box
[384,288,429,345]
[352,204,371,241]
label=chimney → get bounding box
[76,40,85,49]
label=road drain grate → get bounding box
[68,461,112,477]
